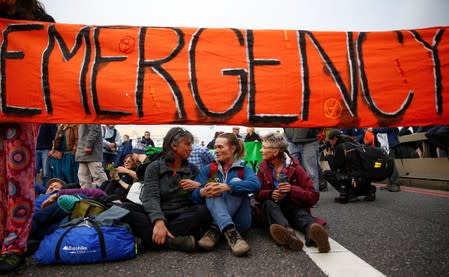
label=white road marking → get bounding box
[296,232,386,277]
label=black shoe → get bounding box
[0,254,25,274]
[364,186,376,201]
[334,193,358,204]
[334,196,348,204]
[25,240,41,256]
[165,236,196,253]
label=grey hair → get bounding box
[262,132,289,156]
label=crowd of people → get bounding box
[2,115,448,273]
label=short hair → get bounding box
[328,129,343,140]
[262,132,289,156]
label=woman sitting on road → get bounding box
[100,154,137,201]
[121,127,211,252]
[255,132,330,253]
[193,133,260,257]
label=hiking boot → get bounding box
[309,223,330,253]
[0,253,25,274]
[223,226,250,257]
[198,225,220,251]
[364,185,377,201]
[269,224,303,251]
[165,235,196,253]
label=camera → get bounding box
[319,141,332,152]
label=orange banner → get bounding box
[1,19,448,127]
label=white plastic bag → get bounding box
[126,182,143,204]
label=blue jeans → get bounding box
[206,193,251,234]
[288,141,319,191]
[35,149,51,185]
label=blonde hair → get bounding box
[218,133,245,160]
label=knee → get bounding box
[197,205,212,222]
[263,200,278,210]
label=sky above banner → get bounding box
[41,0,449,31]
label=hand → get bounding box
[324,148,333,156]
[108,143,116,151]
[83,147,92,155]
[41,193,58,208]
[110,171,120,181]
[178,179,200,191]
[208,183,230,197]
[200,182,216,197]
[201,182,229,197]
[272,189,283,201]
[152,220,174,245]
[278,182,291,193]
[116,166,128,174]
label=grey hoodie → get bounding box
[284,128,317,143]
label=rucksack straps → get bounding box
[208,161,244,180]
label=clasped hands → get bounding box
[200,182,230,198]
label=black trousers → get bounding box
[121,203,212,250]
[323,170,371,196]
[260,199,315,244]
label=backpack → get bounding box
[33,212,135,264]
[345,142,395,181]
[208,161,244,181]
[70,199,107,220]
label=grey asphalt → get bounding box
[18,185,449,277]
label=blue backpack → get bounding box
[34,216,135,264]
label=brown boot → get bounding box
[269,224,303,251]
[309,223,330,253]
[223,226,250,257]
[198,225,220,251]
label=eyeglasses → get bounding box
[262,145,276,149]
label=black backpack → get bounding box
[345,142,395,181]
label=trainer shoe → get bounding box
[198,225,221,250]
[165,235,196,253]
[269,224,303,251]
[309,223,330,253]
[223,226,250,257]
[0,253,25,274]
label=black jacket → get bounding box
[326,141,364,177]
